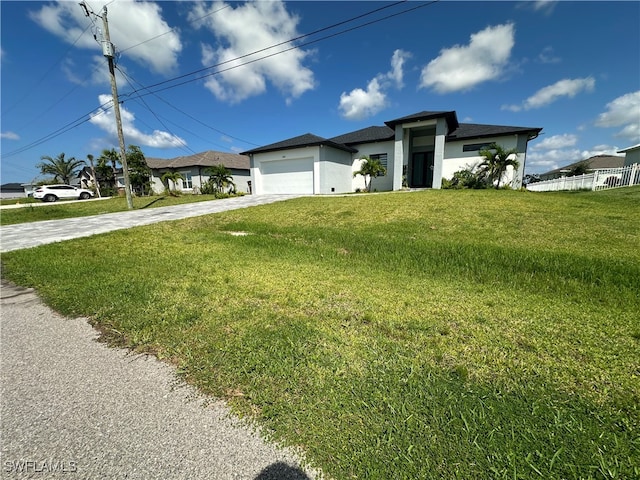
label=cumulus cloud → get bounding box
[29,1,181,74]
[502,77,595,112]
[1,131,20,140]
[531,134,578,150]
[89,94,186,148]
[526,143,622,174]
[190,1,314,104]
[339,49,411,120]
[419,23,515,93]
[595,91,640,142]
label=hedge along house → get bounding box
[145,151,251,194]
[243,110,542,194]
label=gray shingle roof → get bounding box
[447,123,542,141]
[540,155,625,178]
[329,126,394,145]
[241,133,357,155]
[145,151,249,170]
[385,111,459,131]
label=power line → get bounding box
[117,66,196,155]
[117,68,260,148]
[135,1,438,100]
[121,1,409,98]
[2,1,439,160]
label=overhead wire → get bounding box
[117,66,197,155]
[2,0,439,160]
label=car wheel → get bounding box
[44,194,57,202]
[80,192,91,200]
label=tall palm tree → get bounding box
[477,143,520,189]
[353,155,386,192]
[37,153,85,184]
[205,164,236,193]
[96,148,121,190]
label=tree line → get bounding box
[37,145,151,197]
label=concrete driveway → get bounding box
[0,194,319,479]
[0,194,301,253]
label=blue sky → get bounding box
[1,1,639,184]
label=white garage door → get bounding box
[260,158,314,194]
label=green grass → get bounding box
[0,193,241,226]
[2,188,639,479]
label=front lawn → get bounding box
[2,188,638,479]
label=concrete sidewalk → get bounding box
[0,194,301,253]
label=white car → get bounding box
[33,184,94,202]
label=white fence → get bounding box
[526,163,640,192]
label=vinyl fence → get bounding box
[526,163,640,192]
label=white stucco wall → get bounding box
[442,134,527,188]
[622,148,640,166]
[319,146,353,194]
[351,141,395,192]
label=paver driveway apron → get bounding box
[0,194,302,252]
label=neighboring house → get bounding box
[0,182,27,199]
[618,144,640,166]
[242,110,542,195]
[538,155,625,181]
[146,151,251,194]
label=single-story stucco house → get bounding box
[242,110,542,195]
[145,151,251,194]
[618,144,640,167]
[538,154,626,181]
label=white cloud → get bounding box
[339,78,387,121]
[537,46,561,64]
[388,49,411,88]
[339,49,411,120]
[29,1,181,75]
[190,1,314,104]
[526,144,622,174]
[419,23,515,93]
[595,91,640,142]
[502,77,595,111]
[531,1,558,15]
[89,94,186,148]
[531,134,578,150]
[1,131,20,140]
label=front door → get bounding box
[410,152,434,188]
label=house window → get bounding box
[181,172,193,189]
[462,143,493,152]
[370,153,388,175]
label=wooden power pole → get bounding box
[99,6,134,210]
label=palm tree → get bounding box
[161,171,184,194]
[96,148,121,190]
[205,164,236,194]
[353,155,386,192]
[37,153,85,184]
[477,143,520,189]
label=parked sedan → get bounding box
[33,185,94,202]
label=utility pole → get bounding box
[101,6,133,209]
[81,3,133,209]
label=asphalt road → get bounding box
[0,195,320,479]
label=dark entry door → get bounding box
[410,152,434,188]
